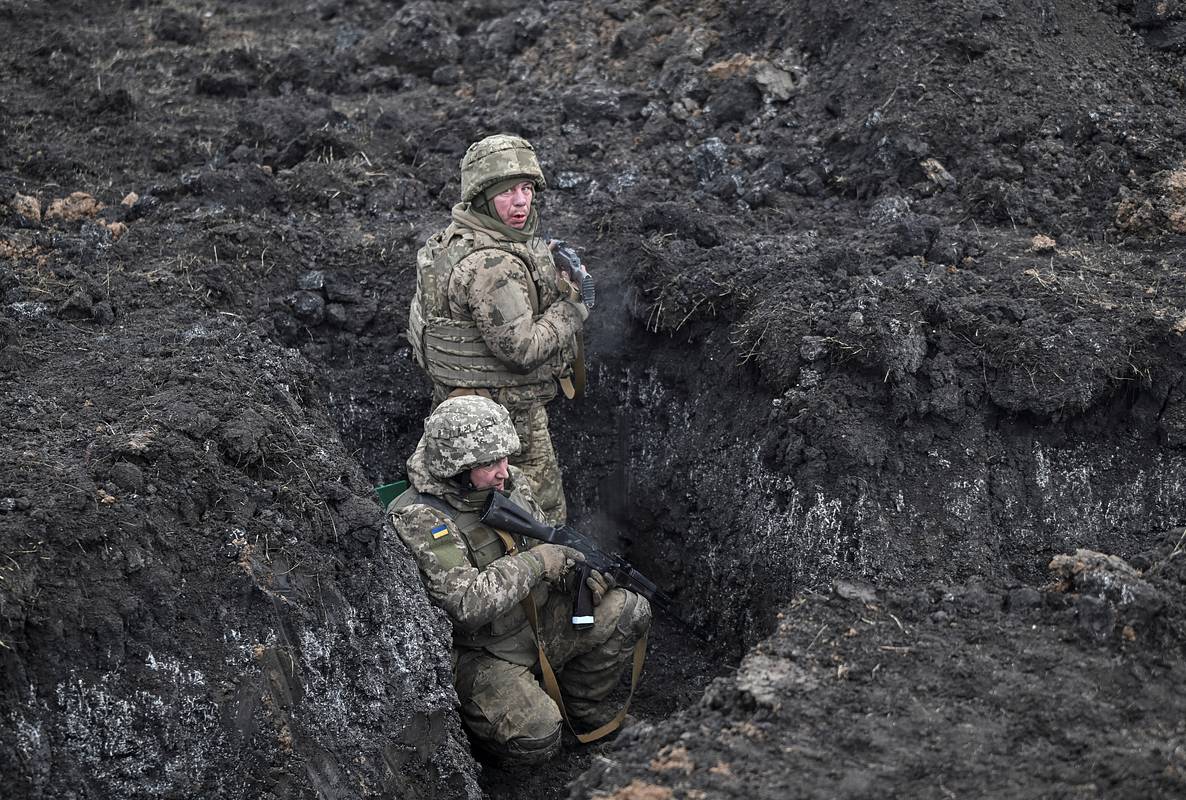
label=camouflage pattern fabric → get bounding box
[507,403,566,526]
[430,388,568,525]
[454,652,563,764]
[389,500,544,630]
[407,216,582,393]
[454,586,652,765]
[389,449,552,661]
[429,206,584,524]
[532,585,651,725]
[410,133,583,525]
[422,394,521,479]
[445,207,585,397]
[459,134,546,203]
[387,417,652,766]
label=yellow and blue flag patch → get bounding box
[431,523,450,540]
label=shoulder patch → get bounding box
[431,523,450,539]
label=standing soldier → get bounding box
[407,133,589,525]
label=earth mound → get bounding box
[2,1,1186,798]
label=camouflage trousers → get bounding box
[433,387,567,525]
[453,587,652,765]
[506,403,566,526]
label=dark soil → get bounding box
[3,1,1186,799]
[573,536,1186,799]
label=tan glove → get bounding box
[586,569,615,606]
[558,270,581,301]
[529,544,585,582]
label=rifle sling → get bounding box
[558,333,586,400]
[492,528,647,744]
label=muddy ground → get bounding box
[3,0,1186,798]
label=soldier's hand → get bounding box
[567,294,590,322]
[586,569,615,606]
[530,544,585,582]
[559,272,583,303]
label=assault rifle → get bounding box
[480,491,675,630]
[548,239,596,310]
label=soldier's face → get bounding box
[492,181,534,229]
[469,457,510,491]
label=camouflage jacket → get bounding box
[414,204,587,409]
[387,438,554,665]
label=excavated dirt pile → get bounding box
[2,1,1186,799]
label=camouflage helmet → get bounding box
[423,395,521,479]
[460,134,547,203]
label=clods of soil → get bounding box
[3,1,1186,799]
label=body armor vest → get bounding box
[391,485,547,655]
[408,223,567,389]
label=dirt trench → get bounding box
[316,226,1186,798]
[4,0,1186,798]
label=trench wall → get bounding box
[553,350,1186,649]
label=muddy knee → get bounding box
[458,656,563,763]
[468,698,561,766]
[489,724,561,766]
[455,642,567,768]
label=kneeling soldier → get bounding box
[386,395,652,765]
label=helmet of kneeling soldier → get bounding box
[422,395,520,480]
